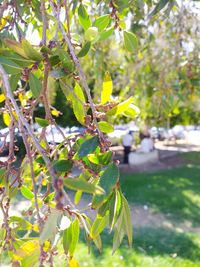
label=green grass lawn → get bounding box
[121,165,200,226]
[64,153,200,267]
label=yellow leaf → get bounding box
[43,241,51,252]
[138,52,143,59]
[0,18,7,30]
[42,177,47,186]
[51,109,60,117]
[33,224,39,232]
[19,92,27,106]
[0,93,6,103]
[13,240,40,261]
[12,110,18,121]
[69,258,80,267]
[101,72,113,104]
[3,112,10,126]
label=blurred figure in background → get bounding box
[122,131,133,164]
[139,131,154,153]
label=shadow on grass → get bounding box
[120,165,200,226]
[89,227,200,263]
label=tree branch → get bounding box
[41,0,47,45]
[50,1,104,140]
[0,64,58,190]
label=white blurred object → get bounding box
[129,150,159,166]
[122,133,133,146]
[186,130,200,145]
[139,138,154,153]
[172,125,185,139]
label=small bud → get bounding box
[56,202,64,210]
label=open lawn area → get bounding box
[66,153,200,267]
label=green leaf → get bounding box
[20,185,34,200]
[90,215,108,238]
[99,27,114,41]
[93,234,102,252]
[44,192,55,204]
[69,218,80,256]
[88,151,113,165]
[92,194,105,209]
[94,14,110,32]
[99,163,119,195]
[112,209,125,254]
[64,178,104,194]
[85,27,99,42]
[40,209,62,244]
[29,73,42,98]
[74,82,85,103]
[91,163,119,209]
[98,121,114,133]
[101,72,113,104]
[70,82,86,125]
[0,56,22,74]
[78,42,91,58]
[50,69,66,79]
[112,193,133,253]
[35,117,49,127]
[4,38,28,58]
[98,150,112,165]
[72,100,85,125]
[123,104,140,118]
[84,216,102,252]
[87,154,99,164]
[98,199,110,217]
[107,97,134,116]
[9,216,33,231]
[109,190,122,231]
[74,190,82,205]
[121,194,132,246]
[53,159,73,173]
[9,73,20,91]
[63,222,72,253]
[63,218,80,256]
[78,136,99,157]
[49,55,60,66]
[123,31,138,53]
[57,49,74,71]
[149,0,169,17]
[22,39,43,61]
[2,51,35,67]
[78,4,92,31]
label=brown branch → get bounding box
[19,125,45,267]
[0,64,58,188]
[64,0,71,38]
[42,63,51,120]
[41,0,47,45]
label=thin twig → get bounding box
[41,0,47,45]
[0,64,58,186]
[19,125,44,267]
